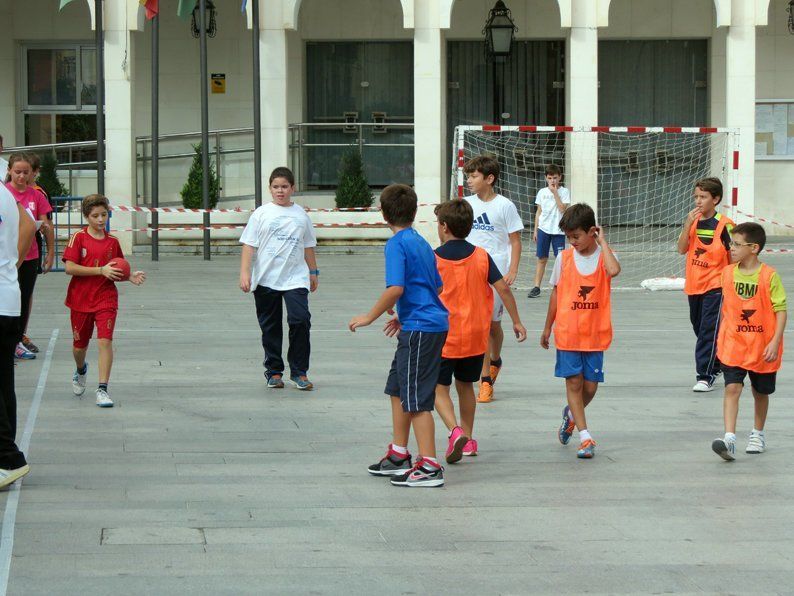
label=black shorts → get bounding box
[722,365,776,395]
[437,354,485,386]
[384,330,447,413]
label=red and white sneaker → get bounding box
[462,439,478,457]
[390,457,444,487]
[445,426,469,464]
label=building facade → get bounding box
[0,0,792,250]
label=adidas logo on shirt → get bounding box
[472,213,495,232]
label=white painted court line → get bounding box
[0,329,58,596]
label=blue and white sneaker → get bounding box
[266,374,285,389]
[712,436,736,461]
[558,406,575,445]
[577,439,596,459]
[95,388,114,408]
[288,375,314,391]
[72,365,88,396]
[14,343,36,360]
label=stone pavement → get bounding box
[4,252,794,595]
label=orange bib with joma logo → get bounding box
[717,263,783,373]
[684,215,733,295]
[554,248,612,352]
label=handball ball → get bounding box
[111,258,131,282]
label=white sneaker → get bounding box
[0,464,30,489]
[712,436,736,461]
[746,432,766,454]
[72,365,87,396]
[95,388,114,408]
[693,380,714,392]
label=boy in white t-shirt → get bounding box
[239,167,319,391]
[529,164,570,298]
[463,155,524,403]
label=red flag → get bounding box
[139,0,158,20]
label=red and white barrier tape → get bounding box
[109,203,436,215]
[727,207,794,231]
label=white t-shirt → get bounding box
[0,185,21,317]
[239,202,317,291]
[0,158,8,178]
[535,186,571,234]
[549,245,619,287]
[464,194,524,274]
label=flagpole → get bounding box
[199,0,211,260]
[151,13,159,261]
[95,0,105,195]
[252,0,262,208]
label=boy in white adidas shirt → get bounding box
[463,155,524,403]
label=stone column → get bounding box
[564,0,599,215]
[103,0,136,252]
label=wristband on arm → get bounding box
[309,269,320,275]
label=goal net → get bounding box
[451,125,738,288]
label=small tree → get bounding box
[335,149,373,209]
[36,153,69,199]
[180,143,220,209]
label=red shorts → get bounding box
[71,309,117,348]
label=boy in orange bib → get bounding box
[433,200,527,463]
[540,204,620,459]
[711,223,786,461]
[677,177,734,392]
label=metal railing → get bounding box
[1,141,99,195]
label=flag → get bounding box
[58,0,76,10]
[177,0,195,19]
[139,0,159,20]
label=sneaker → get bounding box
[266,374,284,389]
[95,388,114,408]
[72,365,88,396]
[489,362,502,384]
[712,436,736,461]
[577,439,596,458]
[390,458,444,488]
[692,380,715,392]
[288,375,314,391]
[462,439,478,456]
[0,464,30,489]
[14,344,35,360]
[558,406,575,445]
[368,447,412,476]
[746,432,765,454]
[22,335,39,353]
[528,286,541,298]
[445,426,469,464]
[477,381,494,403]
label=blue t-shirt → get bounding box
[385,228,448,332]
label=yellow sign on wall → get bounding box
[211,73,226,94]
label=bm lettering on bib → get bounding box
[571,285,599,310]
[736,309,764,333]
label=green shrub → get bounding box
[180,143,220,209]
[36,153,69,199]
[334,149,373,209]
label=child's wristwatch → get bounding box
[309,269,320,275]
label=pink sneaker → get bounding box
[445,426,469,464]
[462,439,478,457]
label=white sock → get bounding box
[421,456,440,468]
[751,429,764,436]
[391,444,408,456]
[579,429,591,442]
[724,432,736,443]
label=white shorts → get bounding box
[492,293,504,322]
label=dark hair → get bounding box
[8,153,32,170]
[435,199,473,239]
[732,222,766,252]
[695,177,723,204]
[82,194,110,218]
[545,164,562,177]
[380,184,417,227]
[269,167,295,186]
[26,153,41,171]
[559,203,596,233]
[463,155,499,184]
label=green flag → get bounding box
[58,0,76,10]
[177,0,195,19]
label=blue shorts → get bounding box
[555,350,605,382]
[536,229,565,258]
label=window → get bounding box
[756,101,794,159]
[21,43,98,149]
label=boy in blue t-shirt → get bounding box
[349,184,449,488]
